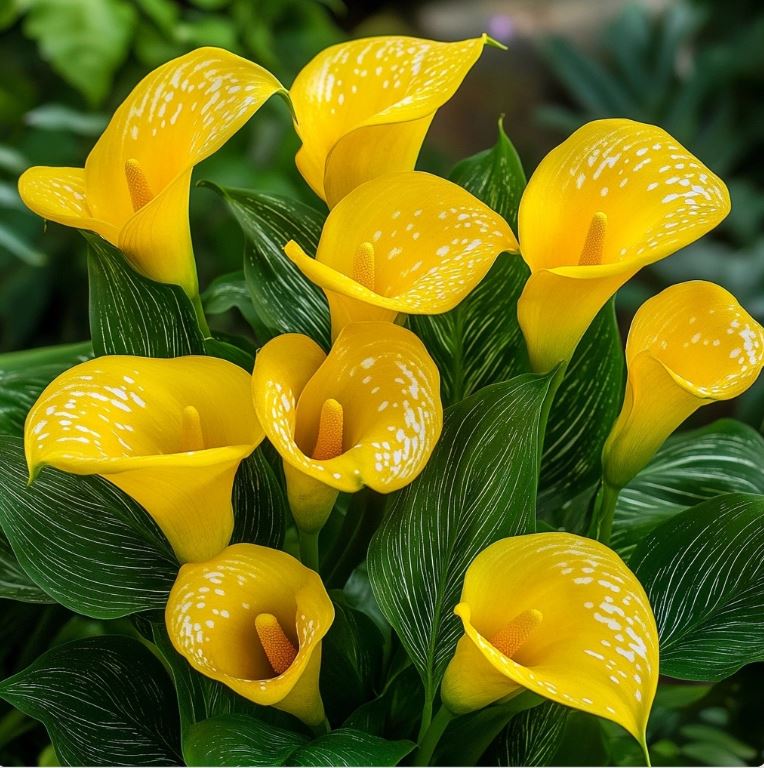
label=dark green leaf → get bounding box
[184,713,307,767]
[613,420,764,558]
[410,121,529,405]
[492,701,570,766]
[231,448,287,549]
[321,597,384,723]
[538,301,624,518]
[204,183,330,347]
[0,435,177,619]
[87,234,206,357]
[0,530,53,604]
[202,270,263,335]
[203,336,255,371]
[631,493,764,681]
[0,635,181,766]
[0,342,92,435]
[291,729,414,767]
[368,372,556,702]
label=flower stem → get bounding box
[588,480,621,544]
[299,529,320,573]
[413,705,454,766]
[191,292,211,338]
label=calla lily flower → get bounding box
[441,533,659,752]
[516,118,730,373]
[251,321,443,532]
[603,281,764,490]
[18,47,285,298]
[25,356,263,563]
[290,35,491,207]
[166,543,334,726]
[284,171,518,339]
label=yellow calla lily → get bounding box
[441,533,659,752]
[290,35,491,207]
[24,356,263,563]
[516,118,730,373]
[284,171,518,339]
[602,281,764,490]
[166,543,334,726]
[18,47,284,298]
[251,321,443,533]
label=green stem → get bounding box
[641,738,652,767]
[191,292,211,338]
[588,480,621,544]
[413,705,454,766]
[416,697,433,745]
[298,529,320,573]
[536,362,568,477]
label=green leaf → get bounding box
[87,234,206,357]
[291,729,414,767]
[231,448,287,549]
[321,597,384,723]
[410,121,529,405]
[613,420,764,558]
[492,701,571,766]
[0,341,92,435]
[24,0,137,106]
[367,372,556,703]
[0,435,177,619]
[202,270,262,335]
[184,713,307,767]
[0,635,181,765]
[204,183,330,347]
[0,530,53,603]
[630,493,764,681]
[538,301,624,518]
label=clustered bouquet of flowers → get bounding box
[0,35,762,768]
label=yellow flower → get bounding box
[290,35,491,207]
[441,533,659,752]
[25,356,263,563]
[516,119,730,373]
[18,47,284,298]
[166,543,334,726]
[284,171,518,339]
[603,281,764,489]
[251,322,442,532]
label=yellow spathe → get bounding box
[18,47,284,297]
[166,543,334,725]
[603,281,764,489]
[251,322,443,532]
[516,119,730,372]
[290,35,489,206]
[284,171,518,339]
[441,533,659,750]
[24,356,263,563]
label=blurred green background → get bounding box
[0,0,762,765]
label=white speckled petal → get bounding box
[166,543,334,725]
[251,322,443,494]
[291,35,487,202]
[441,533,659,746]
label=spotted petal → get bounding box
[284,171,517,338]
[603,281,764,488]
[166,543,334,725]
[252,322,442,528]
[291,35,488,206]
[441,533,659,750]
[517,118,730,372]
[25,355,264,563]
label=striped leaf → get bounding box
[0,531,52,604]
[0,635,182,766]
[0,435,177,618]
[204,183,330,348]
[493,701,571,766]
[87,233,206,357]
[367,372,555,704]
[613,420,764,559]
[631,493,764,681]
[410,120,529,405]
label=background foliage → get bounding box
[0,0,762,765]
